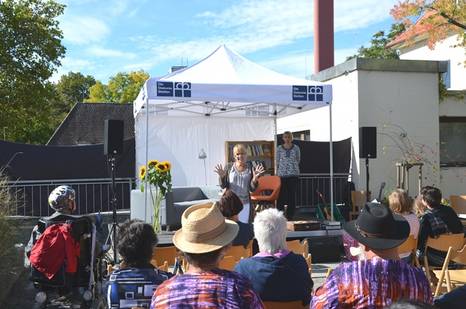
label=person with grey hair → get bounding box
[234,208,313,304]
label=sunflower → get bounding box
[162,161,171,171]
[139,165,147,179]
[148,160,159,169]
[156,162,167,172]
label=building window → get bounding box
[440,117,466,167]
[441,60,451,89]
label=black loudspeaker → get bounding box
[104,120,124,156]
[359,127,377,159]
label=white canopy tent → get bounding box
[133,45,335,218]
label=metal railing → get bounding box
[296,173,352,207]
[6,178,135,217]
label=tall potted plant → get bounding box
[139,160,172,232]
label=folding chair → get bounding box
[225,240,253,262]
[422,233,464,289]
[287,239,312,274]
[218,255,237,271]
[433,244,466,296]
[263,300,308,309]
[350,191,367,219]
[397,235,420,266]
[450,195,466,214]
[151,246,178,269]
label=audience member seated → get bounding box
[312,203,432,309]
[434,284,466,308]
[234,208,313,304]
[416,186,463,267]
[151,202,263,308]
[217,189,254,247]
[26,185,78,258]
[107,219,172,309]
[27,185,82,296]
[389,189,420,261]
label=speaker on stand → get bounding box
[359,127,377,202]
[104,119,124,264]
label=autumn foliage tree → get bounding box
[391,0,466,50]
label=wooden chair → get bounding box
[397,235,420,266]
[225,240,253,262]
[350,191,367,219]
[151,245,178,268]
[433,244,466,296]
[251,175,281,212]
[219,255,237,271]
[422,233,464,288]
[287,239,312,274]
[263,300,308,309]
[450,195,466,214]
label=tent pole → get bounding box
[274,106,278,173]
[144,89,149,223]
[329,101,334,221]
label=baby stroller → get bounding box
[28,213,106,309]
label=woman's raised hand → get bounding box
[252,164,265,180]
[214,164,226,178]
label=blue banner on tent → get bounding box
[157,81,174,97]
[292,85,308,101]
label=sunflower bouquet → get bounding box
[139,160,172,232]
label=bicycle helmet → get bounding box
[48,185,76,212]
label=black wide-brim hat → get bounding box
[344,203,410,250]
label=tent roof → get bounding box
[134,45,332,117]
[161,45,310,85]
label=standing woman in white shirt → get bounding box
[214,144,265,223]
[276,131,301,220]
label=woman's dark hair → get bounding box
[218,189,243,218]
[421,186,442,209]
[117,219,158,268]
[184,247,224,268]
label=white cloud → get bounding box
[60,16,110,45]
[51,57,94,82]
[258,47,359,79]
[131,0,397,68]
[87,46,136,58]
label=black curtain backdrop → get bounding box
[0,139,135,180]
[293,138,351,174]
[277,138,352,209]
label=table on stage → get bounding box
[156,229,343,246]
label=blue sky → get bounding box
[55,0,400,83]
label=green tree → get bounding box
[55,72,96,113]
[86,70,149,103]
[348,23,406,60]
[0,0,66,144]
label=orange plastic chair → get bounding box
[225,240,253,262]
[251,175,281,208]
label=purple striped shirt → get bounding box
[151,268,264,308]
[312,257,432,309]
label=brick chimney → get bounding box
[314,0,334,73]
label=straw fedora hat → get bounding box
[173,202,239,254]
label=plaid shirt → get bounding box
[311,258,432,309]
[151,268,264,309]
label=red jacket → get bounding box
[29,223,80,280]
